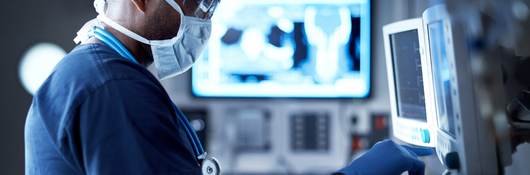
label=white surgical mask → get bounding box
[81,0,212,80]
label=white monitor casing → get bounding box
[383,18,437,148]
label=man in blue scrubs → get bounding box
[24,0,427,174]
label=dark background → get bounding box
[1,1,95,174]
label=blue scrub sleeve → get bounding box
[334,139,426,175]
[67,79,201,175]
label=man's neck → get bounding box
[105,26,153,66]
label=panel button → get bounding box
[421,129,430,143]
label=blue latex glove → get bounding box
[334,139,427,175]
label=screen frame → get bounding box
[190,0,373,99]
[425,21,457,137]
[383,18,437,147]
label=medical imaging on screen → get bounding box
[191,0,371,98]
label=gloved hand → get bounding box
[334,139,427,175]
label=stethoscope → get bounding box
[93,27,220,175]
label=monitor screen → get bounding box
[389,30,427,121]
[428,21,456,136]
[191,0,371,98]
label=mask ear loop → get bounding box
[94,0,107,14]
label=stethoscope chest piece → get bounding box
[201,156,220,175]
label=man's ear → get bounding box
[130,0,147,12]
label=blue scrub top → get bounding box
[24,43,202,175]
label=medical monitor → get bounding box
[383,18,437,147]
[191,0,371,98]
[423,5,499,173]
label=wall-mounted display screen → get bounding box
[191,0,371,98]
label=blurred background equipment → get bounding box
[289,111,331,152]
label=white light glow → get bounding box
[277,18,294,33]
[241,28,266,60]
[267,6,284,18]
[19,43,66,95]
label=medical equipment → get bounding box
[290,112,331,152]
[383,18,437,147]
[191,0,371,98]
[387,2,530,173]
[422,5,499,174]
[229,108,271,152]
[442,1,530,171]
[427,1,530,173]
[367,113,390,147]
[93,27,221,175]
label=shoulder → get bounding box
[52,43,157,88]
[33,43,165,118]
[43,43,161,95]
